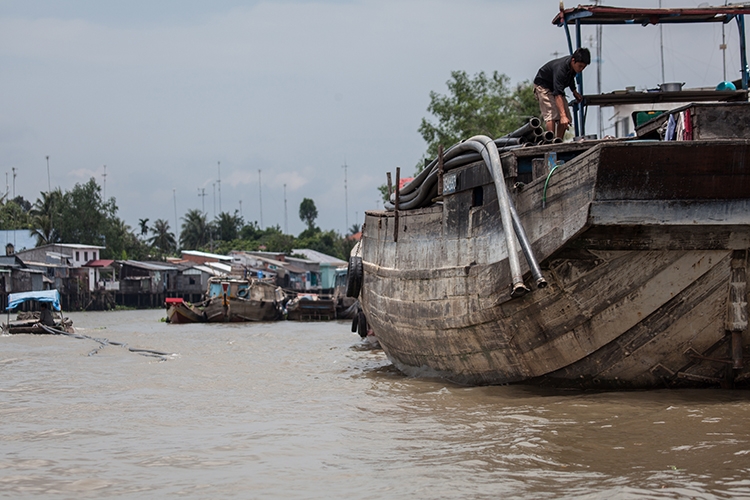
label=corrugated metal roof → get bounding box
[118,260,177,271]
[291,249,346,265]
[182,250,232,261]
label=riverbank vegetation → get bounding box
[1,182,357,261]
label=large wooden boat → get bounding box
[166,277,285,323]
[353,5,750,389]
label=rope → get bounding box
[39,324,174,361]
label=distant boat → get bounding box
[166,277,285,323]
[2,290,74,334]
[286,293,337,321]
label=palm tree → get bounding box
[149,219,176,255]
[138,218,150,239]
[180,209,210,250]
[30,189,63,246]
[215,211,243,242]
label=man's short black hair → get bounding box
[572,47,591,65]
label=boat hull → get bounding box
[360,140,750,388]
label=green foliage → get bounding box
[180,209,211,250]
[55,179,116,246]
[215,211,243,242]
[418,70,538,162]
[0,199,31,230]
[298,198,318,230]
[149,219,177,256]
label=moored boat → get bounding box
[353,4,750,389]
[165,277,285,323]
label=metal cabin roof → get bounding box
[553,4,750,26]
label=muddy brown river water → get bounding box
[1,309,749,499]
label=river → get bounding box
[1,309,749,499]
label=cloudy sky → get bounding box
[1,0,745,237]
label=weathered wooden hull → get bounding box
[203,297,282,322]
[360,140,750,389]
[166,302,206,324]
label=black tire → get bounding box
[357,311,368,338]
[346,256,363,298]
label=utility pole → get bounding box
[212,182,216,218]
[258,169,263,228]
[102,165,107,199]
[217,161,221,214]
[173,188,178,242]
[12,167,16,199]
[239,199,242,218]
[342,161,349,231]
[283,183,288,234]
[46,156,51,192]
[198,187,206,213]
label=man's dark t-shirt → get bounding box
[534,55,576,96]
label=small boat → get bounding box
[165,297,206,324]
[2,290,74,334]
[166,277,285,323]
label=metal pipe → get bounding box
[505,117,543,139]
[394,167,400,242]
[738,15,749,90]
[463,135,528,297]
[508,202,547,288]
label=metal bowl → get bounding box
[659,82,684,92]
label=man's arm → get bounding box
[555,94,569,127]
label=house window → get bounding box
[84,251,88,261]
[76,251,80,261]
[93,252,97,260]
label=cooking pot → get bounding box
[659,82,685,92]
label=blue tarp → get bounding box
[7,290,61,311]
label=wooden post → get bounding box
[437,144,444,196]
[386,172,393,198]
[394,167,400,242]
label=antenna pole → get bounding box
[46,156,51,193]
[217,161,221,214]
[659,0,665,83]
[102,165,107,199]
[258,169,263,229]
[342,161,349,231]
[12,167,16,199]
[283,183,288,234]
[173,188,178,243]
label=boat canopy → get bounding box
[7,290,62,311]
[552,3,750,136]
[553,5,750,26]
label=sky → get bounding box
[1,0,746,238]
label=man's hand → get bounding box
[559,115,570,128]
[573,90,583,103]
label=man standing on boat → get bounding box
[533,48,590,139]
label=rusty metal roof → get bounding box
[553,4,750,26]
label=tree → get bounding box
[298,198,318,230]
[54,179,116,246]
[418,71,538,162]
[138,218,150,239]
[30,189,63,246]
[180,209,210,250]
[348,223,361,235]
[149,219,177,255]
[215,211,243,242]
